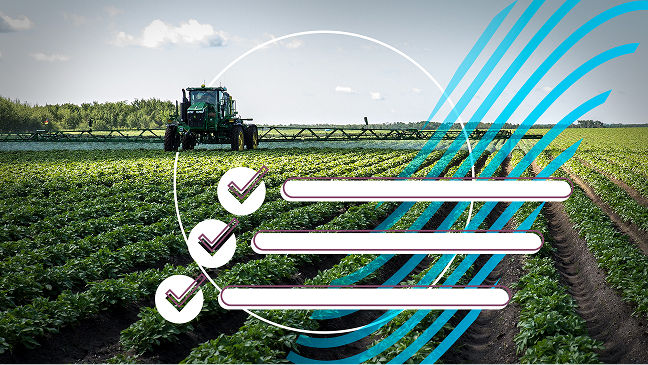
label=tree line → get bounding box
[1,96,643,132]
[0,97,174,132]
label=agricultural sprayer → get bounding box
[164,85,258,151]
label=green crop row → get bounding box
[118,202,349,355]
[538,153,648,317]
[512,203,602,364]
[0,189,170,242]
[0,148,395,245]
[0,148,430,355]
[113,152,445,359]
[508,148,603,363]
[578,152,648,198]
[180,203,397,364]
[0,149,412,310]
[0,199,355,354]
[158,151,451,363]
[562,158,648,232]
[179,152,467,364]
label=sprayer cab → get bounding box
[164,85,258,152]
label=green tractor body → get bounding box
[164,86,258,151]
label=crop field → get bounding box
[0,127,647,364]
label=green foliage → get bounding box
[564,158,648,231]
[520,334,603,364]
[0,96,174,131]
[509,150,602,364]
[0,148,420,354]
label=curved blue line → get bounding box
[438,88,611,232]
[421,2,517,130]
[512,90,610,176]
[459,0,648,178]
[291,94,606,362]
[292,2,646,361]
[393,201,545,364]
[324,0,550,295]
[298,255,455,348]
[385,141,587,364]
[413,43,637,234]
[408,0,648,244]
[420,44,634,234]
[401,0,543,179]
[481,43,637,178]
[344,94,602,364]
[426,0,578,178]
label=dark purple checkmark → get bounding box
[228,166,269,200]
[198,218,238,253]
[166,273,207,309]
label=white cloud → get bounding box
[335,86,357,94]
[113,19,227,48]
[63,12,88,26]
[259,33,304,49]
[0,11,33,32]
[284,39,303,49]
[31,52,70,62]
[370,91,384,100]
[542,86,553,92]
[104,6,123,17]
[412,87,422,94]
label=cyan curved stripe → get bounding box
[421,2,517,130]
[512,90,610,176]
[456,0,648,179]
[426,0,578,178]
[298,255,455,348]
[314,254,441,320]
[312,80,611,335]
[300,30,630,365]
[402,0,544,179]
[481,43,637,178]
[424,309,481,364]
[317,192,475,321]
[292,3,646,361]
[419,205,545,364]
[440,89,610,232]
[429,45,636,235]
[325,0,544,294]
[390,202,545,364]
[288,251,481,364]
[537,140,582,178]
[375,0,560,248]
[385,142,583,364]
[405,0,648,241]
[290,140,591,363]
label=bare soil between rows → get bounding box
[533,163,648,363]
[294,152,488,362]
[440,157,521,364]
[577,157,648,208]
[562,165,648,256]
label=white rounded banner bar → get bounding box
[252,230,543,254]
[219,286,511,310]
[281,178,572,202]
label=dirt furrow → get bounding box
[533,163,648,363]
[577,157,648,207]
[439,156,521,364]
[562,165,648,256]
[295,152,488,362]
[440,254,523,364]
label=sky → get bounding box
[0,0,646,125]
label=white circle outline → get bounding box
[173,30,476,335]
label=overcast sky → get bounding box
[0,0,646,124]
